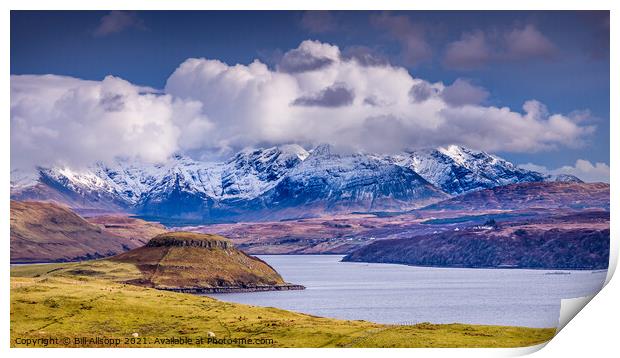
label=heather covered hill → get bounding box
[109,232,302,292]
[10,200,140,263]
[422,182,609,212]
[343,226,609,270]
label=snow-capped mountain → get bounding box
[92,159,172,204]
[220,144,309,200]
[385,145,550,195]
[136,158,222,218]
[10,144,581,221]
[137,145,310,219]
[250,145,448,216]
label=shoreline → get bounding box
[340,256,609,271]
[158,283,306,294]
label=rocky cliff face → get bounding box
[146,232,231,249]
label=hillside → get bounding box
[422,182,609,212]
[343,225,609,270]
[86,215,167,246]
[10,201,140,263]
[109,232,302,292]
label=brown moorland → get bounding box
[11,201,137,263]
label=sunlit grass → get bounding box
[10,262,555,348]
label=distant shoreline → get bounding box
[339,257,609,272]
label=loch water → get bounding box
[207,255,606,328]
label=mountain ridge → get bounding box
[11,144,582,221]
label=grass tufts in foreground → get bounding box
[11,261,555,348]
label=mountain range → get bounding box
[11,144,582,222]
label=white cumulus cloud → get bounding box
[165,40,594,155]
[11,40,596,170]
[11,74,211,170]
[520,160,610,183]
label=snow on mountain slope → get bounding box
[545,173,583,183]
[10,169,39,189]
[137,165,220,219]
[92,159,168,204]
[142,155,223,198]
[251,144,448,215]
[10,144,581,220]
[220,144,309,200]
[386,145,548,195]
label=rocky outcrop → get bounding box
[110,231,304,292]
[145,232,231,249]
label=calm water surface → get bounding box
[208,255,606,328]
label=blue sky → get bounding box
[10,11,610,180]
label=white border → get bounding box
[3,1,617,357]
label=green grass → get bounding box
[10,261,555,348]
